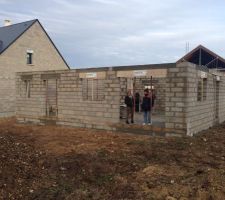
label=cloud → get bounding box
[91,0,120,5]
[1,0,225,68]
[0,0,10,4]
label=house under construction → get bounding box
[16,45,225,136]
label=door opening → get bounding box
[46,79,58,117]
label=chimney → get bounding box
[4,19,12,26]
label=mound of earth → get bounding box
[0,118,224,199]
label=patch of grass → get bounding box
[95,174,114,186]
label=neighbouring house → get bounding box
[15,45,225,136]
[177,45,225,69]
[0,19,69,117]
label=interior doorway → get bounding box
[120,76,165,127]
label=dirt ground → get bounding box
[0,118,224,200]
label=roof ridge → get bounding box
[0,19,37,29]
[0,19,37,54]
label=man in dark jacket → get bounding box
[125,90,134,124]
[141,89,152,125]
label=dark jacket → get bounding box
[125,95,134,108]
[141,96,152,111]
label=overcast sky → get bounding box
[0,0,225,68]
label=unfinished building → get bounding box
[15,45,225,136]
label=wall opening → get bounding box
[25,80,31,98]
[82,79,105,101]
[120,76,166,128]
[45,79,58,117]
[197,78,207,101]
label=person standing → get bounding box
[125,90,134,124]
[141,89,152,125]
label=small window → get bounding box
[197,78,207,101]
[27,52,33,64]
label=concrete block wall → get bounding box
[16,73,48,123]
[217,74,225,124]
[16,62,225,135]
[119,77,127,104]
[165,62,225,136]
[0,76,15,117]
[185,66,225,135]
[165,63,188,136]
[57,70,120,129]
[16,69,121,130]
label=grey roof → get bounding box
[0,19,37,54]
[0,19,69,68]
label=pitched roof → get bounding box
[0,19,36,54]
[177,45,225,69]
[0,19,70,69]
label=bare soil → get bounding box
[0,118,224,200]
